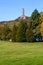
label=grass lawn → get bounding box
[0,41,43,65]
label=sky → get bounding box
[0,0,43,21]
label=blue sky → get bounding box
[0,0,43,21]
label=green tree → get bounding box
[12,24,17,42]
[2,24,11,40]
[16,20,27,42]
[30,9,40,39]
[0,27,3,40]
[26,24,34,42]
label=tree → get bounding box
[0,27,3,40]
[39,12,43,36]
[30,9,40,29]
[30,9,40,39]
[26,24,34,42]
[16,20,27,42]
[2,24,11,40]
[11,24,17,42]
[40,22,43,36]
[39,12,43,23]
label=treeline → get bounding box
[0,9,43,42]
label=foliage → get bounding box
[0,27,3,40]
[16,20,27,42]
[26,24,34,42]
[40,22,43,36]
[11,24,17,42]
[39,12,43,23]
[30,9,40,29]
[2,24,11,40]
[29,9,40,39]
[39,12,43,36]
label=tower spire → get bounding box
[20,8,26,19]
[22,8,24,17]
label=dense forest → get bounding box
[0,9,43,42]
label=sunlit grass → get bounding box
[0,41,43,65]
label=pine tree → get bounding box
[30,9,40,38]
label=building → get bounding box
[20,8,26,20]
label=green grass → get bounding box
[0,41,43,65]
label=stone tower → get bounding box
[22,8,24,17]
[20,8,26,19]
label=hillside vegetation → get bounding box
[0,9,43,42]
[0,16,29,29]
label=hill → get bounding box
[0,16,30,29]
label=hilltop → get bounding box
[0,16,30,29]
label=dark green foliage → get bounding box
[2,24,11,40]
[16,20,27,42]
[33,25,41,37]
[6,30,12,40]
[12,24,17,42]
[26,24,34,42]
[29,9,40,39]
[30,9,40,29]
[0,27,3,40]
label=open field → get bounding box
[0,41,43,65]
